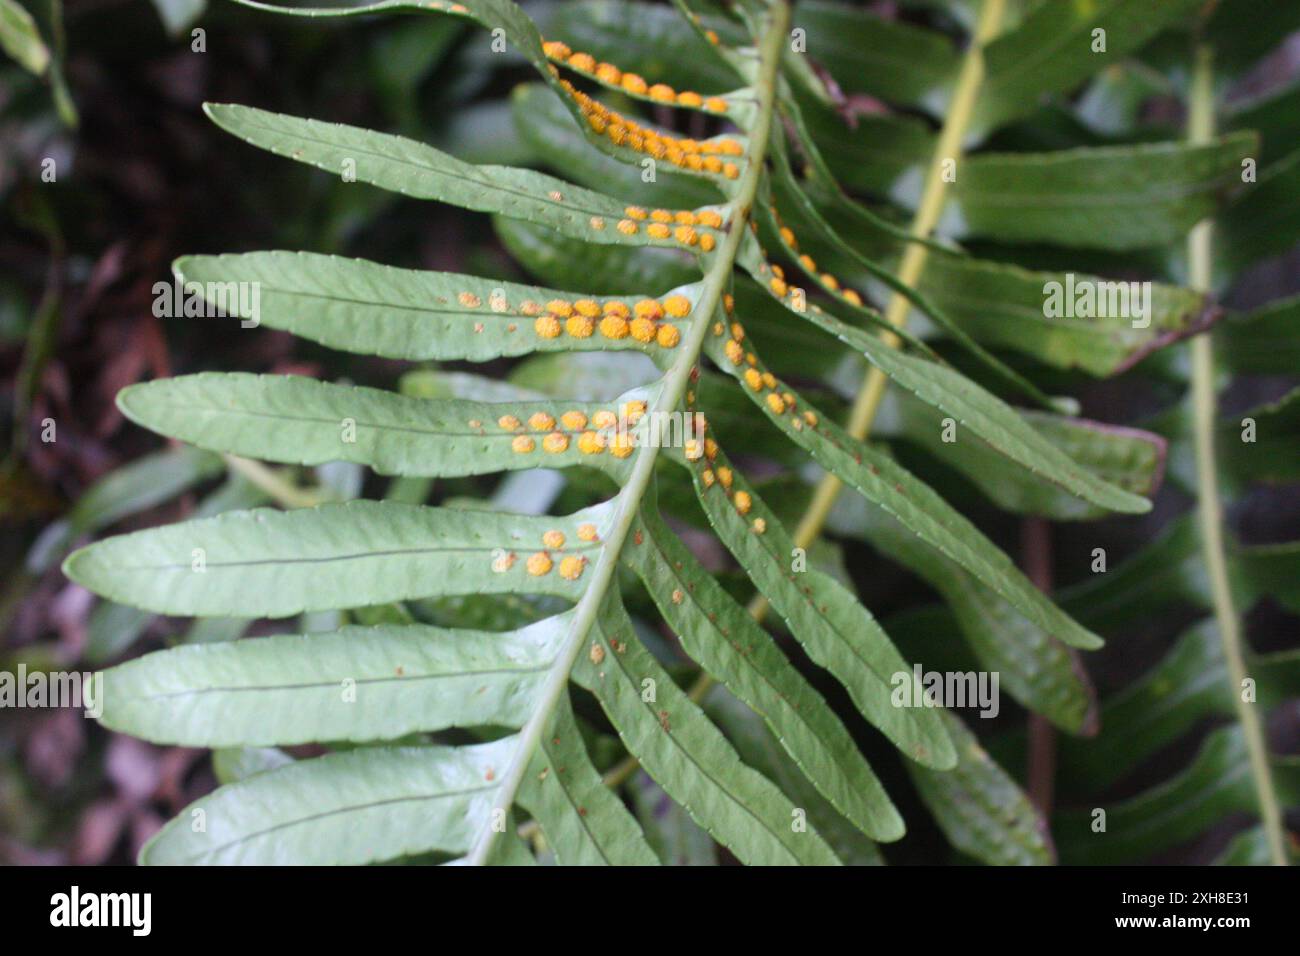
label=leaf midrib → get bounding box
[117,542,600,572]
[136,400,620,441]
[134,663,552,701]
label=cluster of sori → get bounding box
[495,400,649,462]
[768,207,866,308]
[530,291,692,347]
[711,293,820,423]
[491,523,602,581]
[565,81,745,182]
[542,38,731,115]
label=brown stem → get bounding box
[1022,516,1057,819]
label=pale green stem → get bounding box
[222,454,328,509]
[1186,43,1288,866]
[473,0,792,865]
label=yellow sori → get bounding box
[541,40,730,115]
[525,294,692,348]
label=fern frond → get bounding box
[59,0,1225,867]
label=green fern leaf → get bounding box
[174,252,698,362]
[95,618,565,746]
[627,502,904,840]
[66,500,610,616]
[573,595,840,865]
[518,690,660,865]
[141,740,514,864]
